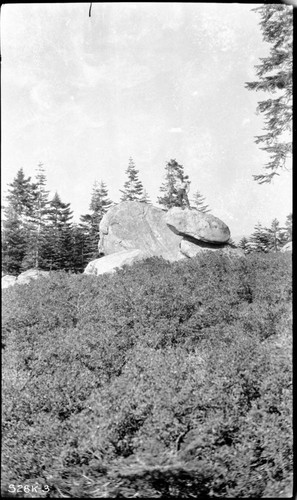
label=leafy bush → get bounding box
[2,252,292,497]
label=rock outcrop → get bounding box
[16,269,49,285]
[2,275,17,289]
[84,202,241,276]
[99,201,184,261]
[2,269,50,289]
[84,249,147,276]
[165,207,230,244]
[281,241,292,253]
[180,239,244,258]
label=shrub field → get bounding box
[2,251,292,497]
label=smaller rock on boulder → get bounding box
[84,249,147,276]
[165,207,230,244]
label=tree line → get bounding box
[1,159,210,275]
[238,215,292,254]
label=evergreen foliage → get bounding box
[245,4,293,183]
[2,252,292,498]
[2,168,35,274]
[22,163,50,270]
[2,206,27,275]
[5,167,35,218]
[264,218,287,252]
[70,224,90,274]
[139,189,152,204]
[190,190,210,212]
[284,213,292,241]
[120,158,144,201]
[157,159,187,209]
[80,181,113,262]
[238,236,253,255]
[240,217,289,254]
[43,192,74,271]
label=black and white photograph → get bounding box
[1,2,293,497]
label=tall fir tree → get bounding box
[71,223,90,274]
[264,218,287,252]
[5,168,35,219]
[249,219,286,253]
[158,159,186,209]
[43,192,74,271]
[80,180,113,262]
[2,206,27,275]
[245,4,292,183]
[284,213,292,242]
[120,158,144,201]
[238,236,253,254]
[22,163,50,270]
[191,190,210,212]
[139,189,152,204]
[249,222,271,252]
[2,168,35,274]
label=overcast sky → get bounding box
[1,3,292,241]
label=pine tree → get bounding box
[238,236,253,254]
[22,163,50,270]
[158,159,186,209]
[284,213,292,242]
[265,218,287,252]
[71,223,90,274]
[249,219,286,253]
[120,158,144,201]
[80,180,113,261]
[191,190,210,212]
[6,168,35,219]
[2,206,27,275]
[245,4,292,183]
[249,222,271,252]
[2,169,35,274]
[139,189,152,204]
[43,192,74,271]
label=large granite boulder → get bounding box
[99,201,184,261]
[83,202,238,276]
[165,207,230,244]
[2,275,17,289]
[84,249,147,276]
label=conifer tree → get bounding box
[238,236,252,254]
[191,190,210,212]
[284,213,292,242]
[245,4,292,183]
[6,168,35,219]
[43,192,74,271]
[158,159,186,209]
[80,180,113,261]
[120,158,144,201]
[2,169,35,274]
[265,218,287,252]
[22,163,50,270]
[2,206,27,275]
[139,189,152,204]
[249,219,286,253]
[71,223,89,274]
[249,222,271,252]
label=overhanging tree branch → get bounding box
[245,4,292,183]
